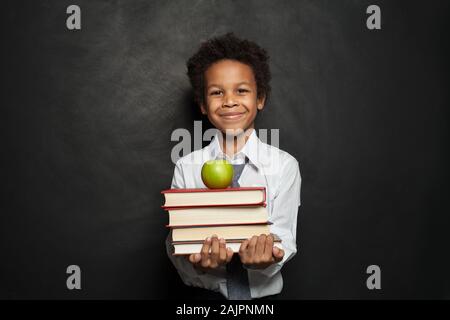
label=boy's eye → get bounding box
[209,89,249,95]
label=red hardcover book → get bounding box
[165,205,270,228]
[161,186,266,209]
[167,221,273,228]
[171,234,283,255]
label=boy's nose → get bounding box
[223,95,239,108]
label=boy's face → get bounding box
[200,59,265,136]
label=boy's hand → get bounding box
[187,235,233,271]
[239,234,285,269]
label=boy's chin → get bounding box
[220,127,253,137]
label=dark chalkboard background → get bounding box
[2,0,449,299]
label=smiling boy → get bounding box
[166,33,301,299]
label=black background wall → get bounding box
[1,0,449,299]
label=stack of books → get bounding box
[161,187,282,255]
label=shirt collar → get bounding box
[208,129,262,169]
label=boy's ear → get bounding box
[200,103,207,115]
[257,95,266,111]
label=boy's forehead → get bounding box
[204,60,256,86]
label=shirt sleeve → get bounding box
[246,157,301,279]
[165,161,226,291]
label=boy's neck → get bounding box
[219,127,254,158]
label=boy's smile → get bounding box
[200,59,265,137]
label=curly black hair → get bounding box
[186,32,271,107]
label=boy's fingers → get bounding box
[239,239,250,259]
[188,253,201,264]
[239,240,249,251]
[210,235,220,262]
[201,237,211,261]
[273,247,285,262]
[201,257,210,268]
[248,236,258,258]
[219,238,227,263]
[255,234,266,258]
[272,246,280,255]
[226,247,234,263]
[264,234,274,259]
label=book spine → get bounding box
[161,187,266,194]
[172,239,282,245]
[161,202,267,210]
[166,221,272,228]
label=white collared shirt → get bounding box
[165,129,301,299]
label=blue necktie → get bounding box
[226,157,252,300]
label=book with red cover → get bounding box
[171,224,273,242]
[161,186,266,209]
[171,234,283,255]
[165,205,270,228]
[172,233,280,245]
[166,221,271,228]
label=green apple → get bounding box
[201,159,234,189]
